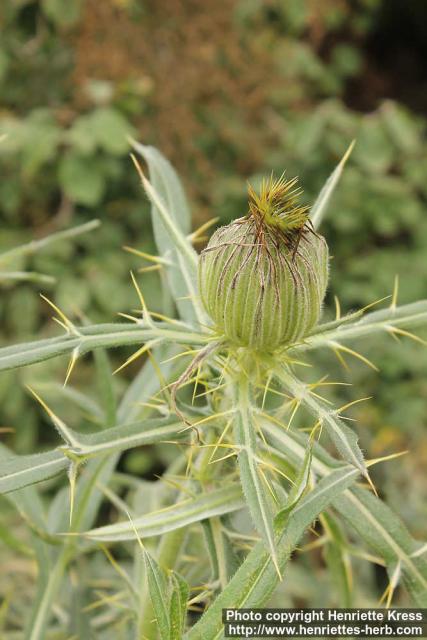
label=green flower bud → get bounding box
[198,175,329,351]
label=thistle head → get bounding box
[247,173,310,236]
[198,174,329,352]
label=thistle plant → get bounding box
[0,140,427,639]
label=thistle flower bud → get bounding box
[198,175,329,351]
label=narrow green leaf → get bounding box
[93,348,117,427]
[82,484,244,541]
[335,487,427,606]
[310,140,354,230]
[296,300,427,353]
[25,456,119,640]
[232,379,278,574]
[130,140,204,324]
[0,220,100,264]
[275,439,312,526]
[322,512,353,607]
[261,419,427,607]
[0,450,68,494]
[169,572,190,640]
[186,465,360,640]
[278,367,367,476]
[0,322,208,373]
[144,549,170,640]
[0,444,48,532]
[66,415,185,457]
[24,346,177,639]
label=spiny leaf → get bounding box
[0,450,68,494]
[169,572,190,639]
[232,378,280,577]
[144,549,171,640]
[296,300,427,353]
[0,322,208,373]
[0,220,100,264]
[277,367,368,478]
[261,419,427,607]
[130,141,206,324]
[309,140,355,230]
[81,484,244,541]
[322,512,353,607]
[275,435,313,527]
[186,465,360,640]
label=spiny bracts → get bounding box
[198,175,329,351]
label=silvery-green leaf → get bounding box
[169,572,189,639]
[232,379,278,573]
[310,140,354,230]
[0,450,68,494]
[278,367,367,477]
[82,484,243,541]
[130,140,204,323]
[144,549,170,640]
[0,322,207,373]
[275,439,313,527]
[186,465,360,640]
[322,512,353,607]
[261,418,427,607]
[297,300,427,352]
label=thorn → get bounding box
[64,347,79,387]
[117,312,140,324]
[336,396,372,414]
[52,317,71,332]
[387,326,427,347]
[411,542,427,558]
[379,561,401,608]
[138,264,162,274]
[195,382,228,399]
[40,294,81,336]
[123,246,172,266]
[180,409,235,432]
[364,469,378,498]
[68,460,80,527]
[192,364,202,405]
[259,466,278,504]
[189,217,220,243]
[330,341,379,372]
[367,450,408,467]
[359,294,391,314]
[161,349,199,364]
[130,271,153,326]
[390,275,399,310]
[341,139,356,165]
[209,419,233,463]
[332,347,350,371]
[208,451,238,464]
[100,541,137,595]
[287,399,301,430]
[334,295,341,321]
[113,338,162,375]
[310,390,334,405]
[258,457,294,484]
[130,153,146,184]
[26,386,79,447]
[261,372,273,410]
[149,311,188,327]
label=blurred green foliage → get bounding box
[0,0,426,503]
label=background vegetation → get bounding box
[1,0,426,629]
